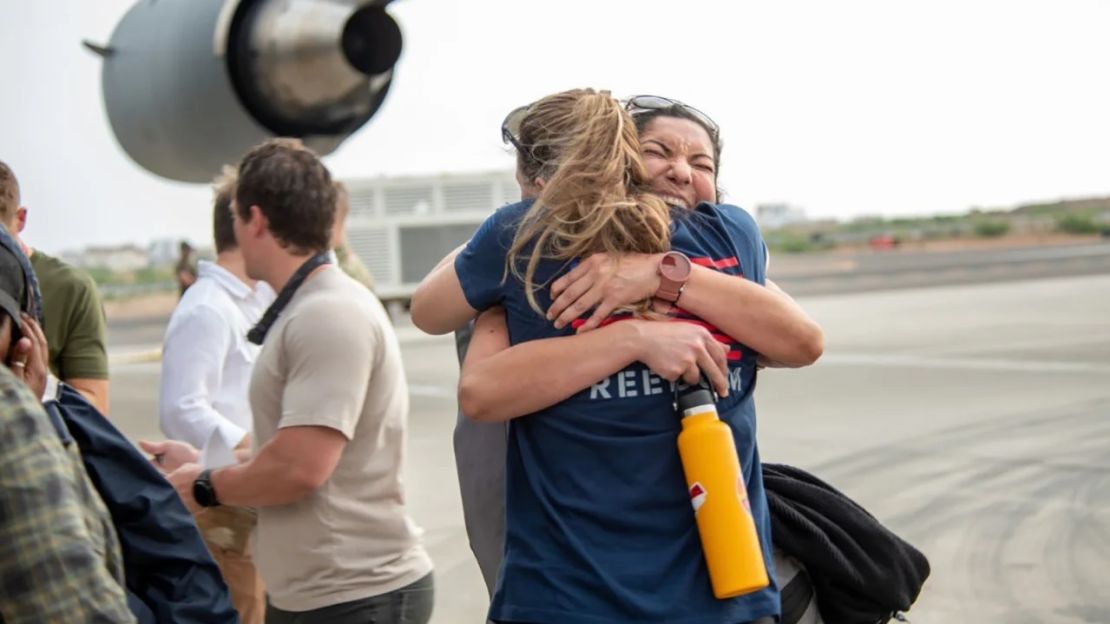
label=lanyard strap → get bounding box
[247,251,332,345]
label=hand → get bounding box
[139,439,200,474]
[548,252,663,332]
[10,314,49,399]
[233,433,253,463]
[166,462,204,513]
[629,320,730,397]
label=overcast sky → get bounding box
[2,0,1109,254]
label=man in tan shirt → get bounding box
[166,139,433,624]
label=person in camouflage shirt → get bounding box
[0,226,133,623]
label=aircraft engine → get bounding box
[88,0,402,182]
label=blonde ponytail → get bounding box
[506,89,671,314]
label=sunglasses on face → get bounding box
[623,95,720,143]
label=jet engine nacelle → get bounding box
[91,0,402,183]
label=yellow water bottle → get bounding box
[676,384,769,599]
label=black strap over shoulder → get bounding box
[0,223,42,324]
[43,400,74,448]
[247,251,332,345]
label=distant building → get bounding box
[756,203,808,229]
[75,244,150,272]
[341,170,518,302]
[149,238,214,265]
[147,238,180,267]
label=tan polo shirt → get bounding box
[249,267,431,612]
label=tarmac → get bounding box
[105,243,1110,623]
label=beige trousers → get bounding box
[195,506,265,624]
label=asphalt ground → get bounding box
[105,245,1110,623]
[106,241,1110,350]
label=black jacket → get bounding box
[45,384,239,624]
[764,463,930,624]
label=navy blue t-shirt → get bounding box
[456,200,780,624]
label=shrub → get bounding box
[973,221,1010,238]
[1056,214,1100,235]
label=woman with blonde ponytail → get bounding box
[503,91,672,315]
[411,90,822,623]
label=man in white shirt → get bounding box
[164,139,433,624]
[146,167,274,624]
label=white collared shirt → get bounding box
[158,260,275,451]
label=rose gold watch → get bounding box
[653,251,692,311]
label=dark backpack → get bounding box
[44,383,238,624]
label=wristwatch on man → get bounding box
[653,251,693,312]
[193,469,222,508]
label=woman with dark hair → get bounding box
[412,90,822,623]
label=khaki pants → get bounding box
[195,506,265,624]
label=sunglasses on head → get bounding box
[500,104,531,154]
[500,95,720,154]
[623,95,720,142]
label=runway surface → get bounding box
[106,247,1110,623]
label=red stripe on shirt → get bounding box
[568,310,744,361]
[570,315,629,330]
[691,256,739,269]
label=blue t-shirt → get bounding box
[456,200,780,624]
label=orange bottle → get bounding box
[676,385,769,599]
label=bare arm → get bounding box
[677,266,823,367]
[167,425,347,511]
[548,253,823,367]
[754,280,808,368]
[57,273,112,408]
[460,308,641,422]
[410,245,479,334]
[210,426,345,506]
[67,378,109,415]
[459,307,730,423]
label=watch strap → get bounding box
[195,468,221,508]
[655,251,691,303]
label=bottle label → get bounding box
[689,482,707,513]
[738,476,752,514]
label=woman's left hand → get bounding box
[547,252,663,332]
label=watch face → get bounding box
[661,252,692,281]
[194,473,217,507]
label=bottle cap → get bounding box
[676,386,716,413]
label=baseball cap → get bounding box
[0,224,37,330]
[0,245,24,329]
